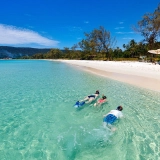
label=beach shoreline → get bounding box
[52,60,160,92]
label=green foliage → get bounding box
[2,4,160,61]
[46,48,62,59]
[31,53,44,59]
[78,26,116,60]
[21,38,158,61]
[133,4,160,49]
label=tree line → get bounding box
[23,4,160,61]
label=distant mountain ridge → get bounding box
[0,46,51,59]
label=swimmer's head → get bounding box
[95,90,99,94]
[117,106,123,111]
[103,96,106,99]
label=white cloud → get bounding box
[0,24,59,47]
[116,31,134,34]
[84,21,89,24]
[123,37,133,40]
[70,26,82,32]
[115,27,124,30]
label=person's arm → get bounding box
[118,112,123,118]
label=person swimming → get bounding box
[74,90,100,108]
[103,106,123,131]
[94,95,107,106]
[83,90,100,103]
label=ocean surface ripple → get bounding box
[0,60,159,160]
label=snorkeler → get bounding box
[94,95,107,106]
[103,106,123,131]
[74,90,100,108]
[83,90,100,103]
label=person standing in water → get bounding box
[103,106,123,131]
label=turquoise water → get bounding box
[0,60,160,160]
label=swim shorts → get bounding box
[88,95,95,98]
[103,114,117,124]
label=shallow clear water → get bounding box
[0,60,160,160]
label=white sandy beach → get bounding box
[57,60,160,92]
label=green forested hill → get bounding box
[0,46,51,59]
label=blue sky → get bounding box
[0,0,159,49]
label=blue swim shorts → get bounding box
[103,114,117,124]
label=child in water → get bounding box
[94,95,107,106]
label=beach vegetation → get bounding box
[1,4,160,62]
[19,38,159,61]
[133,4,160,50]
[44,48,62,59]
[78,26,116,60]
